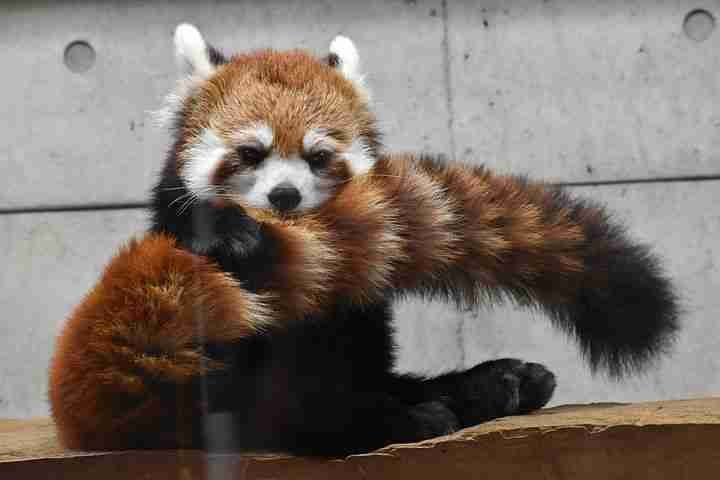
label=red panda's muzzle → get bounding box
[268,182,302,212]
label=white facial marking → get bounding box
[232,122,274,150]
[329,36,370,99]
[182,128,228,199]
[255,124,274,149]
[342,138,376,175]
[174,23,214,78]
[303,128,337,152]
[243,155,331,211]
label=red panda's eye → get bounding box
[238,146,265,166]
[307,151,333,169]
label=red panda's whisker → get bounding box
[176,192,200,216]
[167,191,195,209]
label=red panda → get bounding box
[49,24,679,456]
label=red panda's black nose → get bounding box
[268,183,301,212]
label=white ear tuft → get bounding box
[329,36,367,95]
[174,23,214,78]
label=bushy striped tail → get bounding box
[282,153,680,377]
[51,153,680,449]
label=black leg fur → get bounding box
[198,339,461,457]
[271,395,460,457]
[192,301,469,457]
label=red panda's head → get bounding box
[159,24,380,214]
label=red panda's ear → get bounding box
[328,36,370,100]
[174,23,226,78]
[153,24,226,128]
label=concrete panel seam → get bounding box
[1,177,718,215]
[0,202,149,216]
[556,174,720,188]
[441,0,465,367]
[441,0,457,161]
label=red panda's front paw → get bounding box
[184,201,263,260]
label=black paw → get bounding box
[515,361,557,414]
[185,201,263,261]
[450,358,556,427]
[407,401,459,440]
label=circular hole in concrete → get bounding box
[683,9,715,42]
[63,40,96,73]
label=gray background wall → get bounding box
[1,0,718,418]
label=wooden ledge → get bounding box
[2,398,719,479]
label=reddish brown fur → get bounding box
[48,234,270,449]
[305,154,586,305]
[175,50,379,178]
[50,153,606,450]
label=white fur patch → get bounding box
[182,128,228,198]
[242,155,332,211]
[303,128,337,152]
[342,138,376,175]
[232,122,274,149]
[174,23,214,78]
[329,36,369,99]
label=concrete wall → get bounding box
[1,0,718,418]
